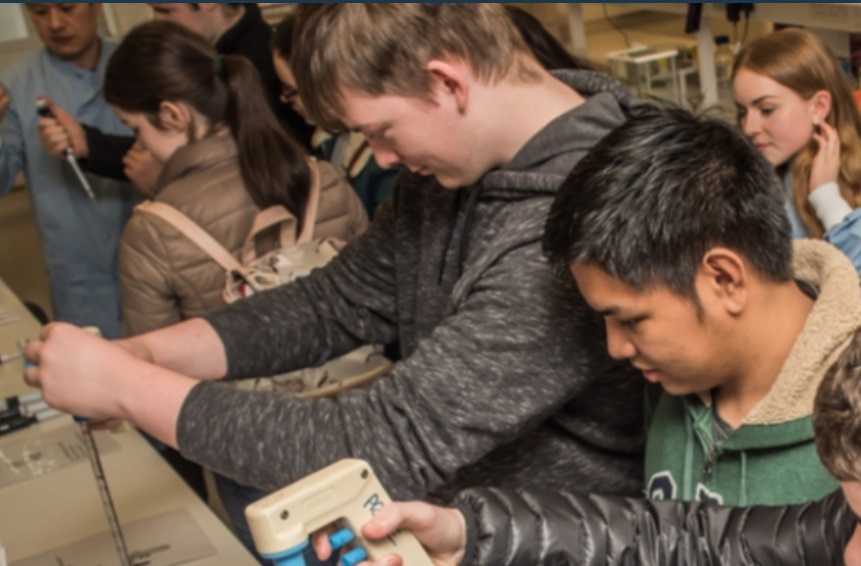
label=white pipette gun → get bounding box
[246,459,434,566]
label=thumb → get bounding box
[48,99,73,123]
[40,96,59,115]
[362,505,404,540]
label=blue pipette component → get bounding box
[329,528,355,551]
[340,547,369,566]
[265,539,309,566]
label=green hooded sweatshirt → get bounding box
[645,240,859,506]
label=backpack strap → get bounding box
[241,205,299,264]
[298,157,322,244]
[240,158,323,263]
[135,200,243,272]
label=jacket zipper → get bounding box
[703,442,717,481]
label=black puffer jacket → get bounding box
[456,487,852,565]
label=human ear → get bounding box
[157,101,191,133]
[425,59,470,113]
[698,248,748,316]
[810,89,833,124]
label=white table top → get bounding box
[0,279,257,564]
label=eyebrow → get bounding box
[751,95,778,106]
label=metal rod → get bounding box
[78,421,132,566]
[65,150,96,200]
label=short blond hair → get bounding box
[814,327,861,482]
[291,3,533,132]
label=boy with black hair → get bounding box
[342,106,860,566]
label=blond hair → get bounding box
[291,3,535,132]
[734,28,861,238]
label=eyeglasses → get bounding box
[280,85,299,104]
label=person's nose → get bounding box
[605,320,636,361]
[741,111,760,138]
[368,140,402,169]
[47,8,65,31]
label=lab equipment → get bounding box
[246,459,434,566]
[0,351,22,364]
[607,45,681,104]
[0,398,48,421]
[72,326,132,566]
[0,407,62,437]
[0,390,41,411]
[35,97,96,200]
[20,327,131,566]
[76,414,132,566]
[714,35,735,105]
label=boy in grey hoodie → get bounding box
[344,106,859,566]
[24,2,644,544]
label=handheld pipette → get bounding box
[35,97,95,200]
[76,415,132,566]
[21,330,131,566]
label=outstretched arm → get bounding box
[343,488,851,566]
[456,487,852,565]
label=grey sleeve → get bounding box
[177,236,611,498]
[456,487,852,566]
[202,197,401,379]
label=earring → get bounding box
[813,116,820,127]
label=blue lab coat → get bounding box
[0,41,140,338]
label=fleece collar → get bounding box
[745,239,861,426]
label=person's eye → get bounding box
[760,107,775,117]
[366,127,388,142]
[620,317,645,330]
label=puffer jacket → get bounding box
[118,133,367,336]
[455,486,852,565]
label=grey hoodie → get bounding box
[181,70,646,501]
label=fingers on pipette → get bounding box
[312,530,334,561]
[357,556,402,566]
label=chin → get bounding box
[659,381,695,397]
[433,174,461,190]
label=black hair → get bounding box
[543,105,793,299]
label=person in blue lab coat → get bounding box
[0,3,139,338]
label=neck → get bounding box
[714,280,813,428]
[478,60,585,167]
[65,38,101,71]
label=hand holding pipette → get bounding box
[35,97,95,200]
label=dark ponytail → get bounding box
[105,20,311,229]
[220,54,310,227]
